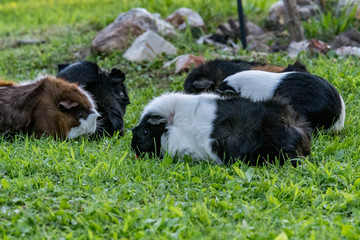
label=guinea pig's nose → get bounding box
[119,128,125,137]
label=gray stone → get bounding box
[287,40,310,58]
[115,8,176,36]
[335,46,360,57]
[246,21,266,36]
[163,54,206,73]
[123,30,177,62]
[166,7,205,30]
[330,29,360,48]
[287,39,331,58]
[246,32,274,52]
[91,21,143,53]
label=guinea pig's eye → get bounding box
[78,112,83,119]
[120,91,125,97]
[143,129,149,136]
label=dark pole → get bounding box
[237,0,247,49]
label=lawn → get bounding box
[1,0,360,239]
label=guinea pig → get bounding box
[0,76,99,139]
[216,70,346,132]
[131,92,312,166]
[57,61,130,137]
[183,59,308,94]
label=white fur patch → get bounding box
[67,85,100,139]
[142,92,223,163]
[330,94,346,133]
[67,112,99,139]
[224,70,293,101]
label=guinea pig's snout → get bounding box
[119,128,125,137]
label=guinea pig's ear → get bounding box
[193,78,213,90]
[58,100,79,111]
[57,64,70,73]
[147,116,167,125]
[216,83,236,95]
[109,68,126,83]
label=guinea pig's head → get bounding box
[32,77,100,139]
[131,114,168,158]
[57,61,130,136]
[184,64,216,94]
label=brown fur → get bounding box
[0,80,16,87]
[0,76,93,139]
[249,65,286,73]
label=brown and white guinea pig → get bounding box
[0,76,99,139]
[131,92,312,166]
[57,61,130,137]
[216,70,346,132]
[183,59,308,94]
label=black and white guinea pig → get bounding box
[57,61,130,137]
[183,59,308,94]
[217,70,346,132]
[0,76,99,139]
[131,92,312,166]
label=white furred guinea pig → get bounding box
[131,92,312,166]
[0,76,99,139]
[217,70,345,132]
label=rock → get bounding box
[335,46,360,57]
[287,39,330,58]
[267,0,320,30]
[166,7,205,30]
[329,29,360,48]
[246,21,266,36]
[123,30,177,62]
[207,19,258,44]
[163,54,206,73]
[15,38,47,47]
[91,21,144,53]
[287,40,310,58]
[198,19,265,51]
[308,39,330,54]
[197,35,239,52]
[115,8,176,36]
[246,32,274,52]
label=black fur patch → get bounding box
[211,97,312,166]
[57,61,130,137]
[184,59,262,93]
[131,114,168,158]
[274,72,342,129]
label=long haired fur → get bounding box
[57,61,130,137]
[0,76,99,139]
[183,59,307,94]
[217,70,345,132]
[131,93,311,166]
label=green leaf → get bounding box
[245,168,255,182]
[169,206,183,217]
[274,232,288,240]
[233,166,245,178]
[1,179,10,190]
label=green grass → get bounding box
[1,0,360,239]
